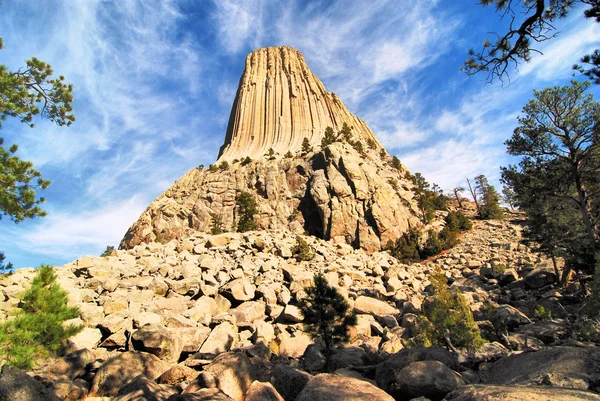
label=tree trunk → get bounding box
[574,169,598,258]
[551,253,561,285]
[466,178,480,215]
[453,188,463,209]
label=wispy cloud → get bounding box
[1,0,597,268]
[4,196,149,262]
[518,14,600,81]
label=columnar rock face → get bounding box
[218,46,381,161]
[119,46,421,251]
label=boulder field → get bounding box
[1,211,599,400]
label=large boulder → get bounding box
[114,375,175,401]
[89,351,169,397]
[244,380,285,401]
[295,373,395,401]
[445,384,600,401]
[523,269,557,289]
[202,352,256,401]
[232,302,266,326]
[270,364,312,401]
[131,324,184,362]
[494,304,532,329]
[220,278,256,303]
[376,347,458,393]
[480,346,600,392]
[197,322,238,359]
[68,327,103,350]
[385,360,465,401]
[354,296,399,316]
[0,365,61,401]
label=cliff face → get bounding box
[218,46,380,161]
[120,46,421,251]
[119,142,421,252]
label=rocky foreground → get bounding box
[1,212,600,401]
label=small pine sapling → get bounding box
[414,268,484,352]
[299,274,357,368]
[236,191,259,232]
[301,138,313,155]
[291,235,314,261]
[0,265,82,369]
[210,212,225,235]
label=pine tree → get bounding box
[299,274,357,366]
[414,267,484,352]
[321,127,338,147]
[301,138,312,155]
[236,191,258,232]
[210,212,225,235]
[0,265,82,369]
[501,81,600,283]
[291,235,314,261]
[474,174,504,220]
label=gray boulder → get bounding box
[131,324,184,362]
[376,347,458,394]
[271,364,312,401]
[89,351,169,397]
[295,373,395,401]
[202,352,255,401]
[0,365,61,401]
[386,360,465,401]
[481,346,600,392]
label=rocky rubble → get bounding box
[1,212,599,400]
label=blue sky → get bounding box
[1,0,598,268]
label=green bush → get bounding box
[236,191,258,232]
[457,212,473,230]
[241,156,252,166]
[208,164,218,172]
[379,149,387,159]
[285,151,293,158]
[421,230,443,259]
[570,315,600,343]
[291,235,314,261]
[384,228,422,264]
[535,304,552,321]
[0,265,82,369]
[439,226,458,250]
[391,156,402,170]
[267,148,275,160]
[351,140,364,155]
[413,268,484,352]
[299,274,357,364]
[218,160,229,170]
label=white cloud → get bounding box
[212,0,264,53]
[6,196,149,261]
[518,15,600,81]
